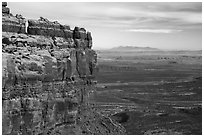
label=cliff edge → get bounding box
[2,2,126,135]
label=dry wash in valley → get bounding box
[2,2,125,134]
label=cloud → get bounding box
[8,2,202,31]
[125,29,183,33]
[74,3,202,30]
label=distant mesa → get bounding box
[110,46,160,51]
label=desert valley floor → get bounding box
[90,49,202,135]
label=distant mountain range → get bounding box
[109,46,160,51]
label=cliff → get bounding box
[2,2,125,135]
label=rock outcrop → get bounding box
[2,2,125,135]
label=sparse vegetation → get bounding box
[90,49,202,135]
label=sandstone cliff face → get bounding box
[2,2,125,135]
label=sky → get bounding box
[8,2,202,50]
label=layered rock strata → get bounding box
[2,2,125,135]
